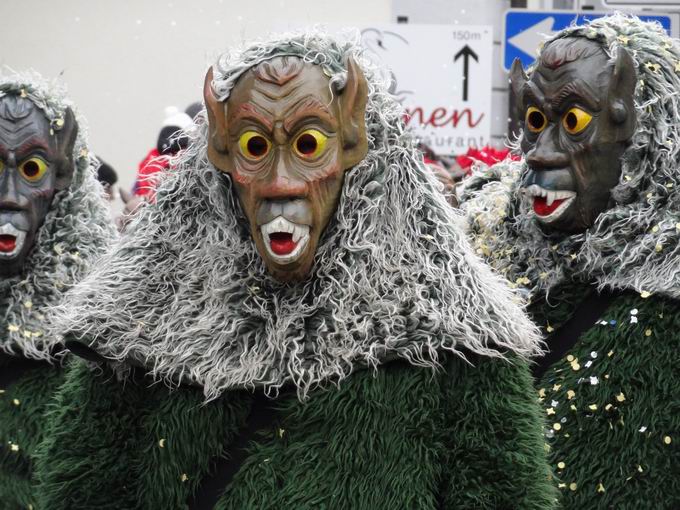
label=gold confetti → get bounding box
[655,244,663,253]
[7,324,19,333]
[557,461,566,470]
[608,350,614,357]
[553,384,562,391]
[605,404,613,411]
[624,175,631,181]
[20,89,27,97]
[571,361,581,371]
[55,118,65,127]
[664,436,672,445]
[604,374,610,379]
[676,223,680,230]
[616,393,626,402]
[570,404,577,411]
[180,473,188,482]
[638,465,644,472]
[569,482,577,491]
[10,444,19,452]
[597,482,605,493]
[12,399,20,406]
[277,428,285,438]
[546,325,554,333]
[158,438,166,448]
[538,388,546,398]
[645,329,652,337]
[640,290,651,299]
[588,404,598,411]
[566,390,576,400]
[0,389,4,394]
[567,355,574,362]
[546,408,556,416]
[23,301,32,309]
[558,483,566,489]
[553,423,562,431]
[676,61,680,73]
[617,35,630,44]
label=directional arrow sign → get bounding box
[507,17,557,60]
[454,45,478,102]
[503,10,674,71]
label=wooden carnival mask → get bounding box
[204,56,368,281]
[0,95,77,276]
[511,37,637,234]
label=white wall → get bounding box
[0,0,391,190]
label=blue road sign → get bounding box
[503,10,673,71]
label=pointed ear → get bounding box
[607,47,637,140]
[203,66,231,172]
[54,107,78,190]
[509,58,528,117]
[339,56,369,168]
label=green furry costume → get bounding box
[0,74,115,509]
[462,16,679,510]
[36,33,556,509]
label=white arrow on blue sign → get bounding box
[503,10,673,71]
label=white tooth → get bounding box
[547,191,555,206]
[541,188,547,198]
[292,226,303,243]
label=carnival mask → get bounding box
[205,56,369,281]
[511,38,637,233]
[0,95,77,276]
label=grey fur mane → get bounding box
[0,71,117,361]
[462,15,680,302]
[54,31,543,400]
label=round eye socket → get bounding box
[525,107,547,133]
[238,131,271,160]
[562,108,593,135]
[19,157,48,182]
[293,129,328,159]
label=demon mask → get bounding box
[511,37,637,233]
[205,56,368,281]
[0,95,77,276]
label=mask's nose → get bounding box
[256,149,308,199]
[525,125,570,170]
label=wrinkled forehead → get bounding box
[0,96,52,151]
[226,57,335,122]
[531,38,611,99]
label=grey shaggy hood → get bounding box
[0,72,117,361]
[461,15,680,302]
[55,31,543,400]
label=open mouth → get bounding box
[260,216,310,264]
[0,224,25,258]
[523,185,576,222]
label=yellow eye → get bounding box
[562,108,593,135]
[525,106,547,133]
[19,157,48,182]
[238,131,271,160]
[293,129,328,159]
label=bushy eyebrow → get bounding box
[520,82,544,109]
[551,80,600,112]
[230,103,274,132]
[282,97,336,133]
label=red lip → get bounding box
[0,235,17,253]
[269,232,297,255]
[533,196,567,217]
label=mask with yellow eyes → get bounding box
[510,37,637,234]
[204,55,369,282]
[0,94,78,277]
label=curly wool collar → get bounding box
[462,16,680,303]
[54,32,543,400]
[0,72,117,361]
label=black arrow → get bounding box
[454,45,479,102]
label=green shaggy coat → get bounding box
[36,352,557,510]
[535,289,679,509]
